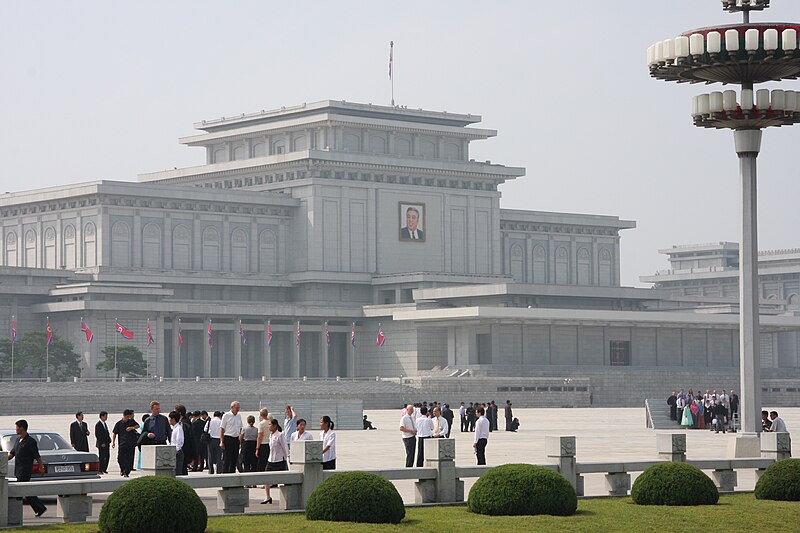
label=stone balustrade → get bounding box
[0,433,791,526]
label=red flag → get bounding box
[266,322,273,347]
[296,322,301,348]
[11,319,16,344]
[325,322,331,347]
[80,318,94,343]
[376,323,386,347]
[208,322,213,348]
[115,321,134,339]
[351,323,356,348]
[147,320,155,346]
[178,326,184,347]
[46,322,53,346]
[239,324,247,346]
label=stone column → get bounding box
[282,440,323,509]
[140,444,176,477]
[0,453,8,527]
[204,318,213,377]
[657,433,686,462]
[761,432,792,461]
[712,468,737,492]
[171,317,181,378]
[546,436,581,496]
[57,494,93,523]
[604,471,631,497]
[155,314,165,378]
[414,438,463,504]
[233,318,242,378]
[217,487,250,514]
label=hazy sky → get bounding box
[2,1,799,286]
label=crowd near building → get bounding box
[2,100,800,405]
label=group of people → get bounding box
[66,401,336,505]
[458,400,518,433]
[667,388,740,433]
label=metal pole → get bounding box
[10,315,14,382]
[114,318,118,382]
[734,128,763,436]
[45,316,49,382]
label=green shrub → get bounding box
[98,476,207,533]
[755,458,800,501]
[306,471,405,524]
[631,462,719,506]
[467,464,577,516]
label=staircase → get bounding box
[645,398,681,430]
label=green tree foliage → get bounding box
[0,331,81,380]
[97,344,147,378]
[755,458,800,501]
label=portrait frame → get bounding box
[399,202,426,242]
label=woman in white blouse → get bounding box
[262,418,289,505]
[291,419,314,442]
[319,416,336,470]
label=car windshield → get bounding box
[2,432,73,452]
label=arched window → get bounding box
[172,224,191,270]
[369,135,387,154]
[111,221,131,267]
[83,222,97,267]
[443,142,461,160]
[259,230,277,273]
[555,246,569,285]
[232,144,246,160]
[577,247,591,285]
[509,243,525,282]
[63,225,76,269]
[213,146,228,163]
[231,228,249,273]
[252,142,266,157]
[5,231,17,267]
[24,230,37,268]
[396,137,412,156]
[343,134,360,152]
[421,140,436,158]
[293,135,308,151]
[44,227,57,269]
[142,223,162,268]
[533,245,547,284]
[599,248,613,287]
[202,226,220,271]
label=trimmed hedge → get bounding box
[631,462,719,506]
[306,471,405,524]
[468,464,577,516]
[755,458,800,501]
[98,476,207,533]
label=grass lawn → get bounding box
[10,494,800,533]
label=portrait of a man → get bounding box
[399,203,425,241]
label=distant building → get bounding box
[1,101,798,404]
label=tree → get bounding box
[97,344,146,378]
[0,337,12,378]
[4,330,81,380]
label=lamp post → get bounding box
[648,1,800,456]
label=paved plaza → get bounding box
[2,407,797,527]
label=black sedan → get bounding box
[1,431,100,481]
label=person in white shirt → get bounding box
[292,419,314,442]
[769,411,788,433]
[459,402,467,432]
[399,404,417,468]
[473,406,490,465]
[219,401,243,473]
[206,411,223,474]
[432,406,449,439]
[319,416,337,470]
[283,405,298,445]
[263,419,289,505]
[415,407,434,467]
[169,411,185,476]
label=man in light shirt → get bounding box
[769,411,788,433]
[219,401,243,473]
[473,406,489,466]
[399,404,417,468]
[416,407,434,467]
[432,406,449,439]
[284,405,298,445]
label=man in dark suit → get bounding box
[7,420,47,517]
[191,411,207,471]
[95,411,112,474]
[70,412,90,452]
[504,400,514,431]
[400,206,424,240]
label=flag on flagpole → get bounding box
[178,323,184,348]
[147,319,155,346]
[266,321,273,347]
[389,41,394,80]
[46,321,53,346]
[296,322,301,348]
[115,320,135,339]
[11,318,16,345]
[325,322,331,347]
[240,324,247,346]
[376,323,386,347]
[351,323,356,348]
[208,322,213,348]
[80,318,94,343]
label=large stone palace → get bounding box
[2,100,799,405]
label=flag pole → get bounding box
[114,317,118,382]
[10,315,15,382]
[389,41,395,106]
[45,315,49,382]
[147,319,150,379]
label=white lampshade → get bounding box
[697,94,710,115]
[709,91,724,113]
[742,89,754,110]
[725,30,740,52]
[691,95,700,116]
[690,34,705,55]
[745,29,760,52]
[707,32,722,54]
[764,29,779,51]
[782,29,797,51]
[795,91,800,112]
[757,89,770,109]
[674,36,690,58]
[647,45,654,66]
[786,91,798,113]
[723,90,738,110]
[771,90,786,111]
[655,41,664,63]
[663,39,675,61]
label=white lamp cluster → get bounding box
[721,0,769,12]
[691,88,800,128]
[647,27,798,68]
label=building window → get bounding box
[610,340,631,366]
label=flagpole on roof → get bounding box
[389,41,395,107]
